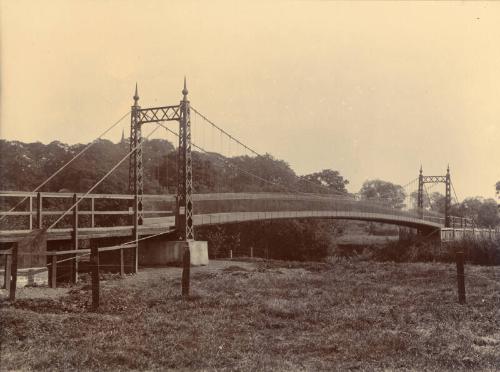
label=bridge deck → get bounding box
[0,210,441,243]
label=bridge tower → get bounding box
[417,166,424,219]
[445,165,451,228]
[417,166,452,228]
[129,84,144,226]
[127,80,206,279]
[176,78,194,241]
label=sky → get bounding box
[1,1,499,200]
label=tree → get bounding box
[300,169,349,194]
[496,181,500,198]
[359,180,406,209]
[477,198,499,227]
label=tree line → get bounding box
[1,138,498,260]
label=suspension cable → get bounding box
[191,107,349,196]
[48,123,162,230]
[0,110,131,222]
[451,180,460,205]
[160,124,302,195]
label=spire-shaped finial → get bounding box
[133,83,139,105]
[447,164,450,174]
[419,165,423,175]
[182,76,188,98]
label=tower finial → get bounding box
[419,165,423,174]
[133,83,139,105]
[447,164,450,173]
[182,76,188,98]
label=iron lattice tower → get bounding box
[128,80,194,241]
[417,166,452,227]
[176,79,194,240]
[129,85,144,226]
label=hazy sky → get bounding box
[1,1,499,200]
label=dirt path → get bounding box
[0,260,256,301]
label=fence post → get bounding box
[51,255,57,288]
[229,249,233,260]
[250,246,253,258]
[90,245,99,310]
[455,251,466,304]
[91,197,95,228]
[71,194,79,284]
[37,192,43,229]
[9,244,18,301]
[4,252,11,290]
[29,196,33,230]
[120,248,125,277]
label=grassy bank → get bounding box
[1,260,499,371]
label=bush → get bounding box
[368,236,500,265]
[196,220,335,261]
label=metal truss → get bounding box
[128,82,194,242]
[417,167,452,228]
[175,83,194,241]
[137,105,181,124]
[421,176,447,184]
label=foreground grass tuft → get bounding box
[1,260,499,371]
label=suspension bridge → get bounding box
[1,80,496,291]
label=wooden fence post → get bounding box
[90,245,99,310]
[37,192,43,229]
[455,251,466,304]
[29,196,33,230]
[91,197,95,228]
[4,252,11,290]
[71,193,79,284]
[51,255,57,288]
[9,244,18,301]
[120,248,125,277]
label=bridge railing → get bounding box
[0,190,446,233]
[190,192,445,226]
[0,191,175,231]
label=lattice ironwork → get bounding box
[129,87,144,229]
[137,105,181,124]
[175,81,194,240]
[128,82,194,242]
[417,167,452,228]
[421,176,447,183]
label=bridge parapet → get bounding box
[0,191,444,230]
[441,227,500,242]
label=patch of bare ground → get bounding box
[1,259,499,371]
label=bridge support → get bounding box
[417,166,453,230]
[130,85,142,273]
[175,78,194,241]
[417,166,424,219]
[445,166,451,228]
[126,80,207,283]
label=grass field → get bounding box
[1,259,499,371]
